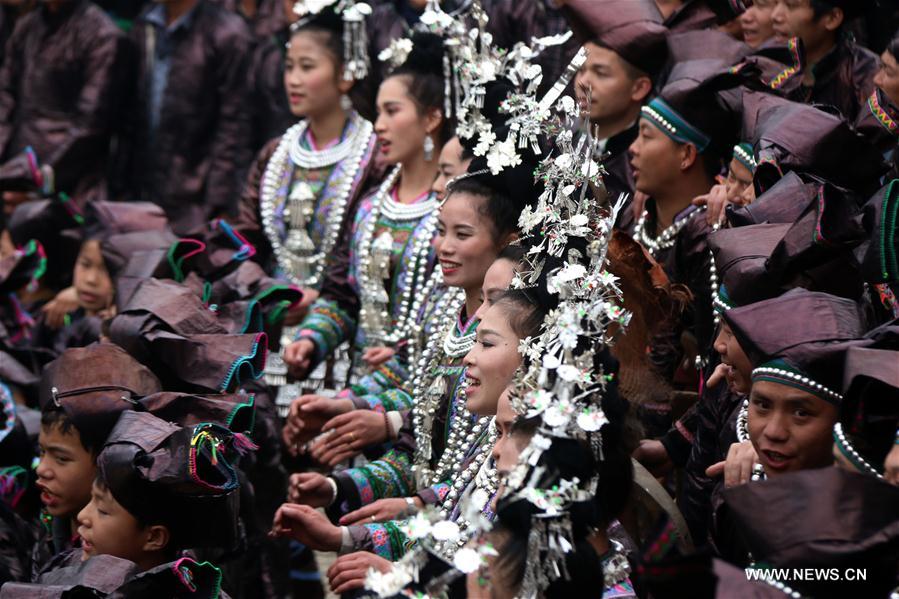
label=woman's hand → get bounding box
[282,394,354,454]
[287,472,335,507]
[41,286,79,329]
[310,410,389,467]
[270,503,341,551]
[338,497,420,526]
[327,552,392,594]
[706,440,758,488]
[361,346,395,368]
[283,287,319,326]
[283,338,316,378]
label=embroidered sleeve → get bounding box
[296,297,356,364]
[416,481,451,506]
[330,448,415,512]
[346,520,415,561]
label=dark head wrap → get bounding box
[137,391,256,436]
[83,201,169,240]
[709,223,790,313]
[722,288,866,405]
[174,219,258,283]
[6,198,82,290]
[39,344,163,451]
[0,239,46,295]
[96,411,253,550]
[854,180,899,284]
[561,0,670,79]
[641,59,746,162]
[107,279,268,393]
[667,29,749,64]
[727,170,820,226]
[723,468,899,598]
[742,91,887,195]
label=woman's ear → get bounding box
[424,106,444,137]
[498,232,519,250]
[337,70,354,95]
[143,525,171,553]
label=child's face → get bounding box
[74,240,113,314]
[748,380,838,477]
[36,423,96,518]
[77,482,154,565]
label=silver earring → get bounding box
[340,94,353,111]
[423,134,435,161]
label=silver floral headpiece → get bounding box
[291,0,372,81]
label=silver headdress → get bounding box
[365,39,629,595]
[291,0,372,81]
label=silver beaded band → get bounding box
[752,366,843,403]
[833,422,884,479]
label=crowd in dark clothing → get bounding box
[1,0,899,597]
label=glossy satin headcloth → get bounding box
[97,411,255,549]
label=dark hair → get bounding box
[388,32,453,147]
[289,22,344,68]
[493,288,544,340]
[40,409,106,454]
[498,243,526,266]
[810,0,845,25]
[888,33,899,62]
[92,473,180,556]
[445,177,522,242]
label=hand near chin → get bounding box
[270,503,341,552]
[706,440,758,488]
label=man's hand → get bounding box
[287,472,335,507]
[270,503,341,551]
[706,440,758,488]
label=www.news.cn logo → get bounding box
[746,568,868,583]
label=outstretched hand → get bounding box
[270,503,341,552]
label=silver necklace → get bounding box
[259,115,373,288]
[356,166,439,346]
[709,222,721,328]
[437,424,499,558]
[287,112,367,169]
[632,206,705,256]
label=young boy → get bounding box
[75,411,246,571]
[32,344,162,576]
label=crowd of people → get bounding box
[1,0,899,597]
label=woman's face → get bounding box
[436,192,500,293]
[284,31,348,120]
[74,240,113,314]
[432,137,470,200]
[463,303,523,416]
[713,321,753,394]
[739,0,776,48]
[474,258,517,321]
[374,75,441,166]
[748,380,838,477]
